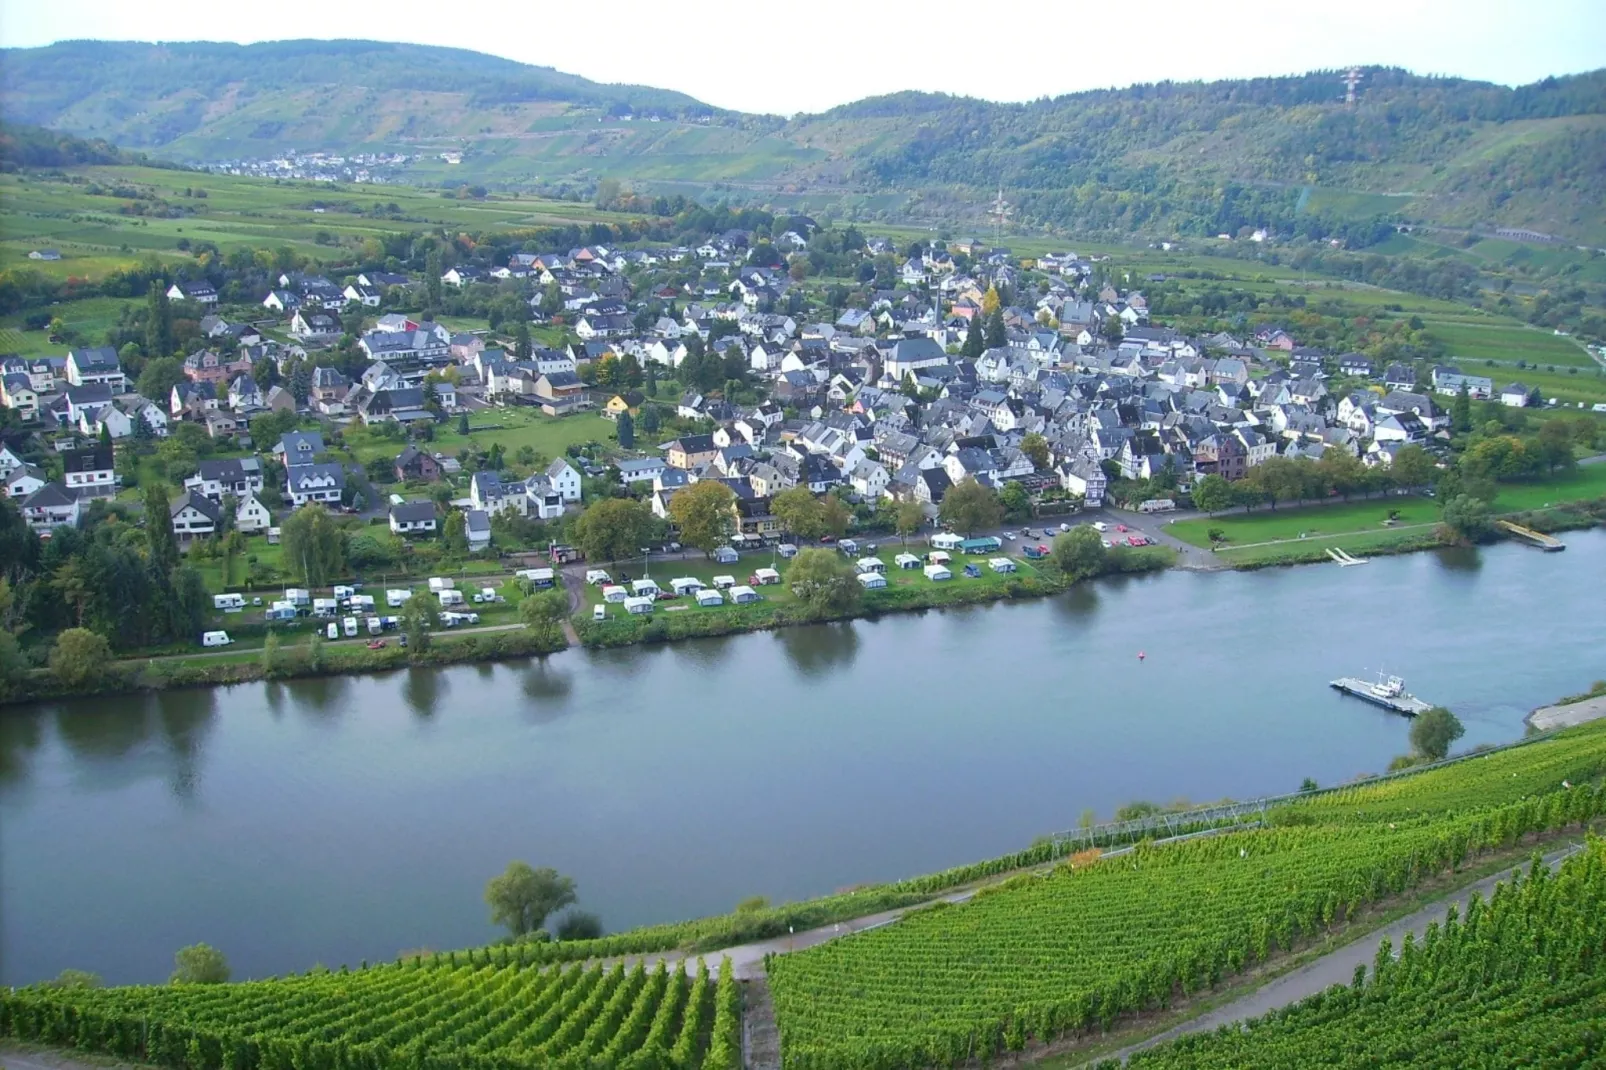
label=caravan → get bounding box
[212,593,246,612]
[201,630,233,648]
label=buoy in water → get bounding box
[1137,651,1146,660]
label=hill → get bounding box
[2,41,1604,242]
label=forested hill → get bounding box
[2,39,1604,242]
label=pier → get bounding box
[1497,520,1565,551]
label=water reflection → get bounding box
[1053,584,1101,620]
[677,634,735,671]
[519,659,574,723]
[157,690,217,802]
[584,644,667,675]
[264,681,286,717]
[285,675,350,720]
[401,668,447,719]
[55,700,152,762]
[1436,545,1483,572]
[0,711,43,788]
[776,622,861,678]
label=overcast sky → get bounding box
[2,0,1604,115]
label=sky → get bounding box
[1,0,1604,115]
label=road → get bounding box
[1099,843,1586,1065]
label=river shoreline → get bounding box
[2,500,1599,708]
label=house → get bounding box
[65,347,125,391]
[184,348,254,385]
[545,457,582,502]
[204,409,242,439]
[228,374,264,411]
[1373,412,1427,444]
[310,367,350,415]
[0,445,24,480]
[848,459,891,499]
[234,492,272,534]
[1,374,40,418]
[28,248,61,261]
[665,435,719,470]
[915,467,952,504]
[275,430,325,466]
[1500,383,1532,408]
[533,371,588,416]
[167,280,219,306]
[395,445,443,482]
[389,500,439,536]
[290,309,341,339]
[1059,458,1106,508]
[7,462,48,500]
[285,462,346,506]
[616,457,666,484]
[470,471,525,517]
[263,385,298,415]
[603,392,644,421]
[343,283,383,307]
[19,482,81,534]
[1431,366,1493,399]
[441,266,485,288]
[185,457,265,501]
[62,445,115,499]
[465,509,492,552]
[523,476,566,520]
[170,490,222,544]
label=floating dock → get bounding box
[1496,520,1565,551]
[1330,677,1433,716]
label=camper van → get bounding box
[592,604,607,622]
[326,622,340,640]
[312,597,338,617]
[212,593,246,612]
[437,588,465,607]
[333,585,356,600]
[265,601,298,622]
[367,616,383,635]
[283,588,311,607]
[349,594,375,612]
[386,589,412,608]
[585,569,612,585]
[428,576,456,592]
[201,630,233,648]
[342,617,359,638]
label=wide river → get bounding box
[4,533,1602,985]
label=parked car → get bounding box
[1116,524,1128,533]
[819,534,836,543]
[1002,531,1016,540]
[1021,527,1038,538]
[962,563,982,578]
[1091,522,1108,531]
[366,639,387,650]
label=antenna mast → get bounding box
[988,187,1011,246]
[1343,67,1363,106]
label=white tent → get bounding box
[623,595,656,615]
[923,564,953,581]
[671,577,705,595]
[895,552,922,570]
[855,557,885,574]
[695,588,725,607]
[602,584,628,603]
[728,585,760,604]
[989,557,1017,573]
[857,572,888,590]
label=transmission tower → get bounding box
[1343,67,1364,106]
[988,186,1012,245]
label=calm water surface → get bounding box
[3,533,1602,984]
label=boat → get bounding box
[1329,670,1433,716]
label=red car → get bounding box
[819,535,836,543]
[1127,535,1147,547]
[366,639,387,650]
[1116,524,1128,533]
[656,590,680,600]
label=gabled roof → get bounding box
[171,490,222,522]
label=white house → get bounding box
[1500,383,1532,408]
[465,509,492,552]
[62,445,116,498]
[389,500,439,536]
[285,463,346,506]
[78,403,133,440]
[235,492,272,534]
[167,280,219,306]
[19,482,81,534]
[6,462,46,499]
[170,490,222,544]
[544,457,583,502]
[65,348,125,391]
[185,457,265,501]
[848,459,891,499]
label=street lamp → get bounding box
[640,546,652,579]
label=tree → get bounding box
[572,498,651,564]
[998,481,1032,522]
[939,477,1002,535]
[1440,494,1494,544]
[1101,315,1124,344]
[1020,433,1050,471]
[786,548,863,617]
[1319,449,1367,500]
[146,284,173,358]
[961,319,985,359]
[520,588,567,641]
[484,861,577,938]
[1299,777,1319,793]
[281,505,346,585]
[457,412,471,436]
[1537,419,1576,474]
[554,912,604,942]
[424,249,443,315]
[1451,384,1472,433]
[514,321,531,361]
[1050,526,1107,582]
[771,487,825,540]
[397,594,436,654]
[1191,474,1234,516]
[984,308,1006,349]
[981,285,1001,317]
[819,494,851,538]
[39,969,102,989]
[894,499,926,545]
[443,510,468,553]
[1409,706,1465,761]
[640,404,661,434]
[261,631,281,677]
[50,628,112,688]
[616,411,635,449]
[137,357,186,403]
[171,943,229,984]
[668,480,736,555]
[144,483,180,574]
[1390,444,1436,491]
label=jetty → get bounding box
[1330,673,1433,716]
[1526,694,1606,731]
[1497,520,1565,551]
[1326,547,1367,566]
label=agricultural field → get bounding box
[0,294,138,355]
[0,955,740,1070]
[1123,843,1606,1069]
[1422,319,1596,369]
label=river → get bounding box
[3,533,1602,985]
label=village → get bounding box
[2,218,1565,651]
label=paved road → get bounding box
[1100,842,1586,1065]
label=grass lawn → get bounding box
[1169,496,1442,550]
[340,409,618,469]
[1422,320,1595,369]
[1490,463,1606,511]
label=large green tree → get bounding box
[144,483,180,575]
[1191,474,1234,516]
[1390,444,1436,490]
[397,593,436,654]
[281,505,346,585]
[1019,433,1050,471]
[1409,706,1465,761]
[485,862,577,938]
[1440,494,1494,544]
[49,628,112,688]
[786,548,863,617]
[572,498,651,564]
[146,283,173,358]
[171,943,229,984]
[894,499,926,545]
[1050,526,1108,582]
[771,487,825,540]
[939,477,1003,535]
[668,480,736,555]
[136,356,186,403]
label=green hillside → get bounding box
[2,42,1604,241]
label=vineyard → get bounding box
[767,782,1606,1070]
[1117,843,1606,1069]
[0,956,741,1070]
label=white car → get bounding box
[1059,522,1071,533]
[1001,531,1016,540]
[1091,522,1108,531]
